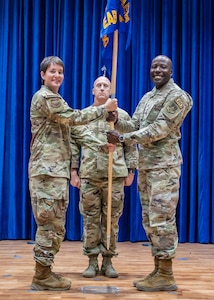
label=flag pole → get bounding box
[107,29,118,250]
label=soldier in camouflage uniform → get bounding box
[70,76,138,278]
[29,56,117,291]
[107,55,193,291]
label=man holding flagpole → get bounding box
[69,0,134,279]
[107,55,193,291]
[70,75,138,278]
[100,0,132,264]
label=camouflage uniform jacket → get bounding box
[115,79,193,170]
[70,107,138,179]
[29,85,107,178]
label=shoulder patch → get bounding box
[50,98,61,108]
[174,97,184,109]
[166,102,179,114]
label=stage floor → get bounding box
[0,240,214,300]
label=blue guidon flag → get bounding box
[100,0,132,76]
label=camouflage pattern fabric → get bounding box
[29,175,69,266]
[29,85,107,179]
[28,85,114,267]
[115,79,193,170]
[139,167,180,259]
[79,177,125,257]
[70,107,138,178]
[70,107,138,256]
[114,79,193,259]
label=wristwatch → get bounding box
[119,134,125,142]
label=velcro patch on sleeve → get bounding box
[174,97,184,109]
[163,98,184,120]
[166,102,179,114]
[50,98,61,108]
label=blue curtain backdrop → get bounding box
[0,0,213,243]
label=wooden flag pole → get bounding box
[107,29,118,250]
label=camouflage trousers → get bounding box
[79,177,125,257]
[29,175,69,266]
[138,166,181,259]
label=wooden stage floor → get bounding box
[0,240,214,300]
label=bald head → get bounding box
[93,76,111,87]
[150,55,173,89]
[92,76,111,106]
[152,55,172,69]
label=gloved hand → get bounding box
[106,111,118,123]
[107,130,120,144]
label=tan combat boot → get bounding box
[101,256,118,278]
[133,256,159,287]
[82,255,99,278]
[136,259,177,292]
[31,262,71,291]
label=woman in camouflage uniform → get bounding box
[29,56,117,291]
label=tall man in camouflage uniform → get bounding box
[70,76,138,278]
[28,56,117,291]
[107,55,193,291]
